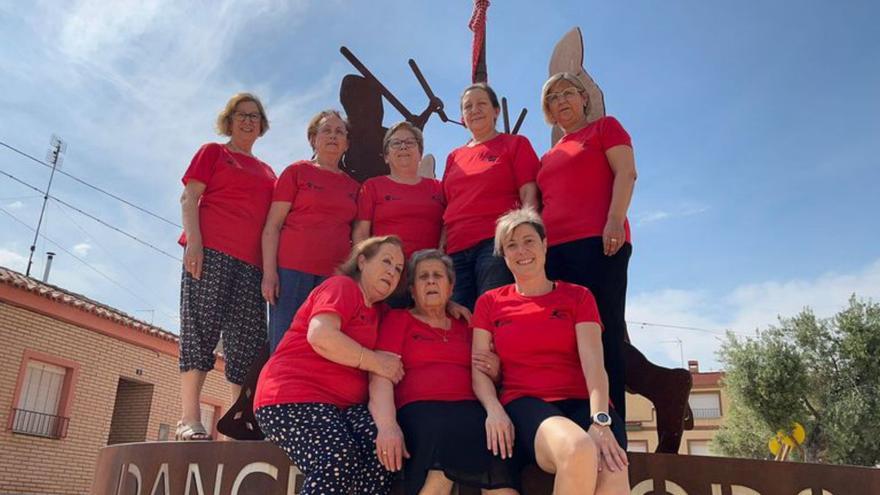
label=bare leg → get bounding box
[418,470,454,495]
[534,417,599,495]
[594,464,630,495]
[180,370,207,423]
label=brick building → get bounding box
[626,360,727,454]
[0,267,232,495]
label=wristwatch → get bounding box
[591,411,612,427]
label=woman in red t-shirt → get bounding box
[261,110,361,352]
[442,83,540,311]
[254,236,405,495]
[537,72,638,425]
[353,121,444,307]
[176,92,277,441]
[472,208,629,495]
[369,249,515,495]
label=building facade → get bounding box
[0,267,232,495]
[626,360,727,455]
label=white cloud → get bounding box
[7,201,24,210]
[635,203,709,226]
[628,258,880,371]
[72,242,92,257]
[635,210,670,225]
[0,248,28,272]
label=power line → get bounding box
[53,200,180,325]
[0,167,181,261]
[0,205,170,320]
[628,320,749,336]
[0,139,181,229]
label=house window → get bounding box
[688,439,713,456]
[689,392,722,419]
[10,355,76,439]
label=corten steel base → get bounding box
[92,441,880,495]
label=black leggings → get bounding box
[546,237,631,421]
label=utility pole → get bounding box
[659,338,685,368]
[26,135,66,277]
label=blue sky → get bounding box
[1,1,878,370]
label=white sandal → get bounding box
[175,420,210,441]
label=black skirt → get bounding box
[397,400,519,495]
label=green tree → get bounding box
[713,296,880,466]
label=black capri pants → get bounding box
[179,247,266,384]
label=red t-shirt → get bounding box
[273,161,360,276]
[254,276,385,409]
[356,176,444,259]
[375,310,476,408]
[538,116,633,247]
[178,143,277,266]
[471,281,602,405]
[442,134,540,254]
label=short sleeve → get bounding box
[376,310,409,354]
[509,136,540,188]
[574,286,602,329]
[441,153,455,203]
[598,116,632,151]
[307,277,360,327]
[356,179,378,221]
[182,143,221,185]
[471,292,496,333]
[430,179,446,208]
[273,163,300,202]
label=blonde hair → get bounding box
[383,121,424,155]
[215,93,269,136]
[306,109,351,150]
[540,72,589,125]
[493,207,546,256]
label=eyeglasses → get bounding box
[388,138,419,150]
[233,112,262,123]
[318,126,348,137]
[546,87,582,105]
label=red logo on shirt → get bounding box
[384,195,402,201]
[303,181,324,191]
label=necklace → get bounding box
[412,312,451,343]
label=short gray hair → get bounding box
[493,207,546,256]
[383,121,424,155]
[540,72,589,125]
[407,249,455,287]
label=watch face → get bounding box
[595,412,611,425]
